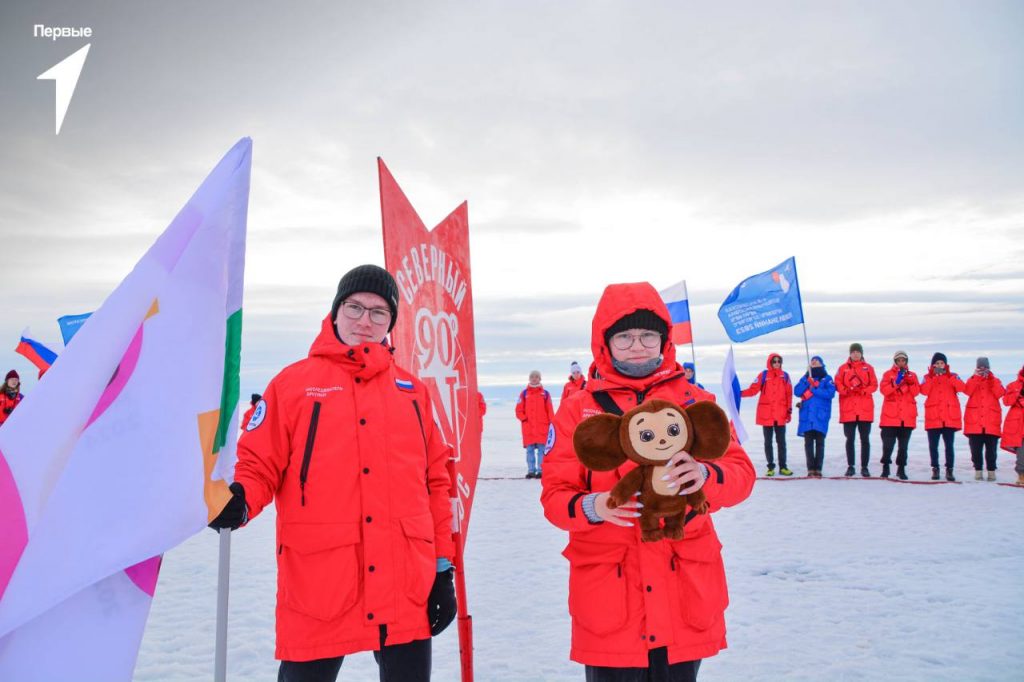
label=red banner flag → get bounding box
[379,159,482,537]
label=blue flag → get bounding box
[718,257,804,342]
[57,312,92,346]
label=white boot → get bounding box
[986,470,996,482]
[974,470,983,480]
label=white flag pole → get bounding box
[214,528,231,682]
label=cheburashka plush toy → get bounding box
[572,399,731,541]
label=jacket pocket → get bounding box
[562,541,629,636]
[670,532,728,631]
[400,512,437,605]
[279,521,361,620]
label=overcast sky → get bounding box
[1,0,1022,396]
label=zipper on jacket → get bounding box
[411,399,430,492]
[299,401,322,506]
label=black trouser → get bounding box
[803,430,825,472]
[586,648,701,682]
[843,420,871,466]
[278,637,431,682]
[967,434,999,471]
[762,424,787,468]
[880,426,914,466]
[927,428,957,468]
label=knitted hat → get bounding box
[930,352,947,366]
[893,350,908,362]
[604,309,668,346]
[250,393,262,404]
[5,370,18,382]
[849,343,864,355]
[330,265,400,331]
[976,356,990,370]
[570,361,582,374]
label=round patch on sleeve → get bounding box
[246,399,267,431]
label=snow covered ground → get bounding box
[136,396,1023,681]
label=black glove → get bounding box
[426,568,456,636]
[2,407,12,415]
[208,482,248,530]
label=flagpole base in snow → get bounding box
[214,528,231,682]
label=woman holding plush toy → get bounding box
[541,282,755,682]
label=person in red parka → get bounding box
[919,352,966,481]
[740,353,793,476]
[240,393,262,431]
[0,370,24,427]
[964,356,1005,481]
[878,350,920,480]
[516,370,555,479]
[562,361,587,402]
[541,282,755,681]
[1000,364,1024,485]
[209,265,456,682]
[834,342,878,477]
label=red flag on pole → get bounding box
[379,159,478,681]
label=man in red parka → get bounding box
[919,352,966,481]
[541,282,754,681]
[240,392,262,431]
[834,343,878,477]
[0,370,24,427]
[740,353,793,477]
[209,265,456,682]
[516,370,555,478]
[878,350,920,480]
[964,356,1005,481]
[1000,364,1024,485]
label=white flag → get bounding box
[720,346,749,445]
[0,138,252,680]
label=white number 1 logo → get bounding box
[37,44,91,135]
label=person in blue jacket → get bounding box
[794,356,836,478]
[682,361,705,390]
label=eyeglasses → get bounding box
[771,359,782,365]
[610,331,662,350]
[341,301,392,325]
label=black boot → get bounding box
[931,467,940,480]
[845,465,855,477]
[881,463,891,478]
[945,468,956,482]
[897,466,908,480]
[861,466,871,478]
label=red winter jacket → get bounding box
[739,354,792,426]
[562,375,587,402]
[240,404,256,431]
[963,372,1006,436]
[919,366,966,430]
[516,384,555,446]
[0,390,23,426]
[834,359,878,423]
[999,369,1024,452]
[540,282,755,668]
[233,316,455,662]
[879,365,921,428]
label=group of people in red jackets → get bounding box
[739,343,1024,484]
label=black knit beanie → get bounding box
[604,309,668,346]
[931,352,947,366]
[330,265,400,332]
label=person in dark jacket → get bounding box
[209,265,456,682]
[794,356,835,478]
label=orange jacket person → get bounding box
[878,350,920,480]
[541,282,754,680]
[919,352,966,481]
[209,265,455,682]
[516,370,555,478]
[964,356,1005,481]
[740,353,793,476]
[834,343,878,477]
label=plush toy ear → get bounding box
[684,401,731,461]
[573,413,629,471]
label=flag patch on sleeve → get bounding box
[395,379,415,392]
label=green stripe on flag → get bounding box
[213,308,242,454]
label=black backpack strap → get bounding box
[591,390,624,416]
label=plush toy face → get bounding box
[626,406,690,464]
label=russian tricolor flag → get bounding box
[659,279,693,345]
[15,330,58,374]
